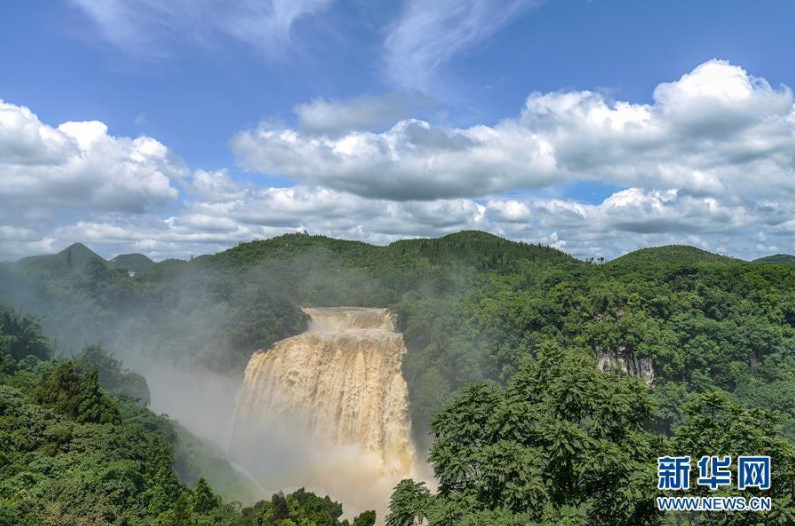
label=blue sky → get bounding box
[1,0,794,260]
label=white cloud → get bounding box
[3,61,795,263]
[0,99,185,212]
[188,184,485,239]
[294,92,434,135]
[0,236,58,262]
[188,169,247,202]
[0,99,187,260]
[231,118,560,199]
[384,0,545,91]
[528,188,746,237]
[653,60,793,130]
[68,0,334,58]
[39,174,790,262]
[0,101,73,165]
[232,60,795,202]
[6,169,794,261]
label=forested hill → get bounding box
[16,242,105,271]
[15,241,154,274]
[2,231,794,446]
[209,230,578,269]
[754,254,795,267]
[610,245,741,266]
[2,231,795,523]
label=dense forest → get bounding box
[2,231,795,524]
[0,305,377,525]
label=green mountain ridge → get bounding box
[17,242,108,271]
[754,253,795,267]
[12,232,770,269]
[609,244,741,266]
[15,244,156,275]
[110,253,155,274]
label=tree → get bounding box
[75,343,151,404]
[35,361,121,425]
[285,488,344,525]
[0,304,52,361]
[352,509,377,526]
[238,488,355,526]
[386,480,431,526]
[167,494,195,526]
[388,343,661,525]
[192,477,221,514]
[77,369,122,424]
[35,361,84,419]
[668,392,795,525]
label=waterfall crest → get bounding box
[230,307,418,512]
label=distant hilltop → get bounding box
[8,231,795,270]
[753,254,795,267]
[16,242,154,275]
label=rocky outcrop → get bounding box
[596,346,654,386]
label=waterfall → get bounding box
[230,307,419,514]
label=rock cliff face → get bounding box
[596,346,655,386]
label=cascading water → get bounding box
[229,307,419,515]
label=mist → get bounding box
[229,307,423,517]
[0,235,491,516]
[135,360,243,450]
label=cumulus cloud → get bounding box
[294,92,434,135]
[384,0,545,91]
[39,181,789,262]
[0,100,185,212]
[231,118,559,200]
[46,183,486,259]
[188,169,248,203]
[68,0,333,58]
[232,60,795,202]
[4,61,795,263]
[0,99,186,260]
[6,165,794,261]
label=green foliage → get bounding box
[238,488,372,526]
[0,380,183,524]
[3,232,795,523]
[754,254,795,267]
[386,480,431,526]
[172,421,262,504]
[388,344,660,525]
[0,307,367,525]
[610,245,740,266]
[74,343,151,404]
[166,494,195,526]
[665,392,795,525]
[0,303,52,362]
[18,242,108,273]
[111,253,155,274]
[390,345,795,525]
[3,232,795,446]
[351,509,376,526]
[34,361,122,425]
[192,477,221,514]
